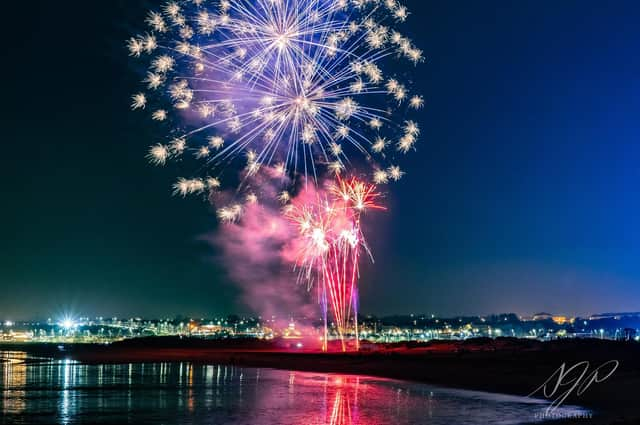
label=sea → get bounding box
[0,350,590,424]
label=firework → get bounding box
[128,0,421,352]
[286,176,383,351]
[129,0,422,203]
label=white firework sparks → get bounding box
[152,109,168,121]
[373,169,389,184]
[129,0,423,199]
[130,93,146,110]
[147,144,170,165]
[409,95,424,109]
[208,136,224,149]
[217,203,243,222]
[387,165,404,181]
[172,177,206,196]
[170,137,187,154]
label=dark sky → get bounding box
[2,1,640,320]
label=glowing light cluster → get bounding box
[129,0,423,204]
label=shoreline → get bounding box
[3,337,639,424]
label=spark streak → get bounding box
[286,176,383,351]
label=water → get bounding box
[0,351,589,424]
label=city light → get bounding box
[59,317,77,330]
[1,312,637,345]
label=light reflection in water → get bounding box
[329,378,356,425]
[0,351,590,425]
[2,351,27,415]
[61,359,72,424]
[188,363,194,413]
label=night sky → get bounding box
[2,1,640,320]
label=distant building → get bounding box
[532,313,553,321]
[3,331,34,342]
[552,316,569,325]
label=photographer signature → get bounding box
[528,360,619,413]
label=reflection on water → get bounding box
[0,351,588,424]
[2,351,27,416]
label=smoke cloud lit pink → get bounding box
[210,181,319,327]
[210,173,384,351]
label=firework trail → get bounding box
[285,176,383,350]
[129,0,422,208]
